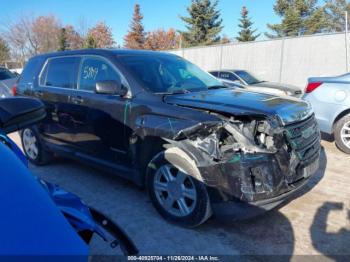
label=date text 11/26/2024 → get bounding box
[127,256,220,261]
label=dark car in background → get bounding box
[16,49,320,227]
[0,67,18,98]
[209,69,303,97]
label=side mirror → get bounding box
[95,80,128,96]
[0,97,46,134]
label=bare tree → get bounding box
[2,15,36,63]
[1,14,61,63]
[0,37,10,65]
[220,35,231,44]
[64,25,84,50]
[32,15,61,53]
[86,22,114,48]
[76,16,90,40]
[144,28,179,50]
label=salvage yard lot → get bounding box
[10,133,350,257]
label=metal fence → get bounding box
[167,32,350,88]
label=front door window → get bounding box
[79,57,121,91]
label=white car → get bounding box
[303,72,350,154]
[209,69,303,97]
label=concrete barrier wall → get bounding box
[167,32,350,88]
[280,33,348,86]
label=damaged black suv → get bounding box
[17,49,321,227]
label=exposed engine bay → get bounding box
[162,111,321,204]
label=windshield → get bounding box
[234,70,262,85]
[119,55,223,94]
[0,69,15,81]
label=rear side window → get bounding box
[20,57,44,84]
[0,68,15,80]
[219,72,238,81]
[78,57,121,91]
[41,57,80,89]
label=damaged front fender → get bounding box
[134,114,220,140]
[168,118,281,162]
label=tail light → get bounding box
[11,83,17,96]
[305,82,322,93]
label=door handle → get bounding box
[34,90,43,98]
[71,96,84,104]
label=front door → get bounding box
[72,56,131,164]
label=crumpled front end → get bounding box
[170,113,321,206]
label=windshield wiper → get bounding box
[156,89,191,95]
[207,85,227,90]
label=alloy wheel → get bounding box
[341,121,350,149]
[22,128,39,160]
[153,164,197,217]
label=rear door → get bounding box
[38,56,81,148]
[72,55,131,164]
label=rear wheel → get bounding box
[147,148,212,227]
[21,127,53,165]
[334,114,350,154]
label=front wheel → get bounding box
[147,148,212,228]
[334,114,350,154]
[21,127,53,165]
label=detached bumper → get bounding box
[204,152,320,220]
[211,176,309,220]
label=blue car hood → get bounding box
[164,88,313,125]
[0,142,88,256]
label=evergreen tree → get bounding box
[0,37,10,65]
[266,0,327,38]
[236,6,260,42]
[124,4,146,49]
[58,28,68,51]
[305,6,328,34]
[324,0,350,32]
[84,34,97,48]
[180,0,223,46]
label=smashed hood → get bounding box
[164,88,313,125]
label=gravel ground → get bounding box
[9,133,350,259]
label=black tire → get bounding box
[20,126,53,165]
[146,148,212,228]
[334,114,350,155]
